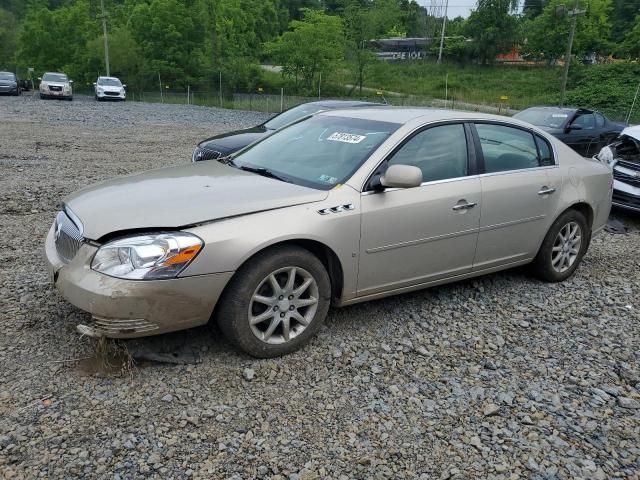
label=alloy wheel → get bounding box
[551,221,582,273]
[248,266,319,345]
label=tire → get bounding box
[216,245,331,358]
[531,209,589,282]
[39,94,45,100]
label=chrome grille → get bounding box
[92,317,159,335]
[614,167,640,188]
[54,211,83,263]
[193,147,222,162]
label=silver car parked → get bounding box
[45,109,613,357]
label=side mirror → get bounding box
[93,82,96,86]
[380,164,423,189]
[122,84,127,88]
[69,80,74,84]
[37,77,42,81]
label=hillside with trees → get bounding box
[0,0,639,120]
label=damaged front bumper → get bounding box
[44,224,233,338]
[612,162,640,212]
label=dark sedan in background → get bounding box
[0,71,21,95]
[514,107,625,158]
[192,100,384,162]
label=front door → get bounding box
[357,123,481,296]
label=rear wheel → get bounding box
[531,209,589,282]
[216,245,331,358]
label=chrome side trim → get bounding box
[361,175,480,196]
[479,214,546,232]
[476,165,559,179]
[366,227,478,254]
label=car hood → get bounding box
[198,126,269,154]
[64,161,328,240]
[0,80,16,85]
[43,81,70,87]
[621,125,640,142]
[536,126,565,135]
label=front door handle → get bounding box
[538,187,556,195]
[452,201,477,211]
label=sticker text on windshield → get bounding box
[327,132,367,144]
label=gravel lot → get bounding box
[1,94,639,480]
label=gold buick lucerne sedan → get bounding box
[45,109,613,357]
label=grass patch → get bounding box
[360,61,563,111]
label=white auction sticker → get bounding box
[551,113,568,118]
[327,132,366,144]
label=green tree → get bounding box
[522,0,613,62]
[17,0,98,80]
[0,8,18,67]
[610,0,640,44]
[464,0,520,64]
[128,0,211,88]
[266,8,344,91]
[621,15,640,58]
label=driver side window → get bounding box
[571,113,595,130]
[387,123,469,183]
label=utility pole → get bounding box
[99,0,110,76]
[559,0,585,107]
[437,0,448,64]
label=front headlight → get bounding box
[91,232,203,280]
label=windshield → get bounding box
[234,115,400,190]
[263,104,329,130]
[98,78,122,86]
[515,109,570,128]
[0,72,16,81]
[42,73,68,82]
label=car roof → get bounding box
[43,72,67,76]
[519,106,597,115]
[319,107,531,125]
[98,76,121,80]
[0,71,15,74]
[307,100,385,108]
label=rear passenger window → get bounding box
[535,135,555,166]
[387,123,468,182]
[476,123,540,173]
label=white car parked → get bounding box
[94,76,126,101]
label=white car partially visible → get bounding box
[94,76,126,101]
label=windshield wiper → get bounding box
[239,165,291,183]
[217,155,237,167]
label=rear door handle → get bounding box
[538,187,556,195]
[452,202,477,211]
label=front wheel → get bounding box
[216,245,331,358]
[531,209,589,282]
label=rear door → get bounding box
[472,122,562,271]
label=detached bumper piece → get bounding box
[78,317,160,338]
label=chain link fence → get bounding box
[126,88,525,116]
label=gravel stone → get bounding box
[0,95,639,479]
